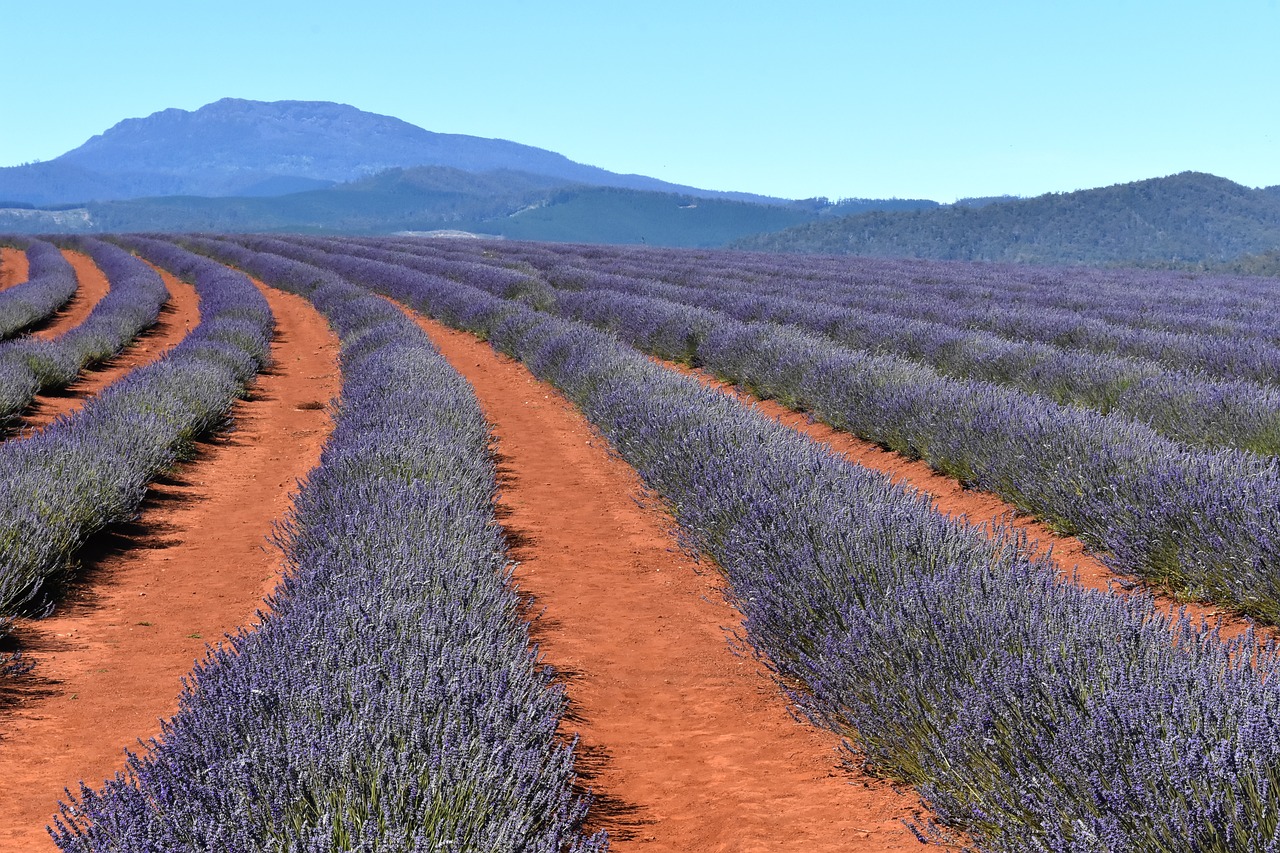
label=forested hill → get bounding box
[732,173,1280,264]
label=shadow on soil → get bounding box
[487,451,655,842]
[0,655,60,729]
[573,741,655,842]
[0,439,222,732]
[0,449,207,650]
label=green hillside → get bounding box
[733,172,1280,264]
[0,169,928,245]
[457,187,821,247]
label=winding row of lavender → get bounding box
[230,235,1280,851]
[317,237,1280,455]
[54,240,604,852]
[0,238,271,617]
[0,239,79,340]
[470,239,1278,335]
[626,248,1280,386]
[0,238,169,430]
[465,240,1280,359]
[390,236,1280,386]
[262,236,1280,624]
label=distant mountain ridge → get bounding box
[0,166,861,248]
[732,172,1280,265]
[0,98,789,205]
[4,100,1277,267]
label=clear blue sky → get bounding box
[4,0,1277,202]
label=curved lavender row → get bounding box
[54,241,604,852]
[239,237,1280,851]
[471,238,1280,352]
[622,249,1280,386]
[261,237,1280,623]
[0,238,271,615]
[322,237,1280,455]
[379,237,1280,387]
[662,283,1280,455]
[0,239,79,340]
[0,237,169,430]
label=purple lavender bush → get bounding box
[0,237,168,430]
[238,236,1280,851]
[0,239,271,615]
[260,237,1280,624]
[53,239,605,852]
[0,239,79,340]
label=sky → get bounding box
[3,0,1278,203]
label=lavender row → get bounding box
[0,239,79,340]
[55,239,603,851]
[244,236,1280,852]
[0,238,168,430]
[321,237,1280,455]
[266,237,1280,623]
[592,247,1280,386]
[457,238,1280,351]
[0,238,271,615]
[372,237,1280,388]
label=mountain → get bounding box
[732,172,1280,264]
[0,98,789,206]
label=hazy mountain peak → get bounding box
[54,98,530,182]
[0,98,790,206]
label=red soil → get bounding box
[25,252,112,342]
[0,248,28,292]
[413,313,931,853]
[0,281,340,851]
[16,264,201,434]
[667,361,1268,643]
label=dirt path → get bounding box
[667,361,1267,643]
[0,282,340,851]
[17,264,200,434]
[0,248,28,291]
[412,313,928,853]
[25,251,111,342]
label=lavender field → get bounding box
[4,233,1279,851]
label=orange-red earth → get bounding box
[0,276,340,851]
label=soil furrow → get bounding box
[0,248,28,291]
[664,359,1267,642]
[27,252,111,342]
[411,311,928,853]
[16,263,201,435]
[0,281,340,851]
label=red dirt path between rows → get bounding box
[414,313,931,853]
[669,361,1270,644]
[0,279,341,851]
[26,252,111,343]
[16,262,202,435]
[0,248,28,291]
